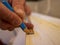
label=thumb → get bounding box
[13,6,25,20]
[12,0,25,19]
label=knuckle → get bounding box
[12,17,22,26]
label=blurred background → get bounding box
[26,0,60,18]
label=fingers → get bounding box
[24,4,31,16]
[13,5,25,20]
[12,0,25,19]
[0,2,22,26]
[0,20,14,31]
[12,0,31,18]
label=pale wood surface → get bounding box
[26,13,60,45]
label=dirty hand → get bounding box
[0,0,33,31]
[11,0,34,29]
[0,2,22,31]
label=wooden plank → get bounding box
[26,13,60,45]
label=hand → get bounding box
[10,0,33,29]
[0,0,33,31]
[0,2,22,31]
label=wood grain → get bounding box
[26,13,60,45]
